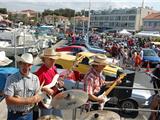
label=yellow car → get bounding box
[55,52,122,77]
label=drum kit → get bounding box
[38,89,120,120]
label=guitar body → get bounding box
[40,74,60,109]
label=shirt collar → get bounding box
[90,66,101,76]
[18,71,32,79]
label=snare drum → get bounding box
[38,115,63,120]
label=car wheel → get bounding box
[118,99,139,118]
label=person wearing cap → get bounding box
[4,53,42,120]
[35,48,63,118]
[83,54,121,110]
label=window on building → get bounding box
[122,16,128,20]
[129,16,136,21]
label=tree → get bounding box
[42,9,54,16]
[0,8,7,14]
[53,8,75,18]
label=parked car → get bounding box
[69,43,111,57]
[55,51,122,77]
[142,48,160,66]
[55,45,88,55]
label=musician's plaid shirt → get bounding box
[83,66,105,95]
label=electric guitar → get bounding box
[98,73,126,110]
[40,55,85,109]
[39,74,59,109]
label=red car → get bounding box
[55,45,88,55]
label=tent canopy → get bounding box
[135,31,160,37]
[118,29,132,35]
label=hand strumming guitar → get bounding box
[41,87,54,96]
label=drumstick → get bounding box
[37,80,45,93]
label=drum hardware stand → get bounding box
[72,80,82,120]
[72,108,77,120]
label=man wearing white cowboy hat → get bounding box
[35,48,63,118]
[83,54,121,110]
[0,51,12,66]
[4,53,42,120]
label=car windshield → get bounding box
[143,49,157,56]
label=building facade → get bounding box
[143,13,160,31]
[90,7,157,32]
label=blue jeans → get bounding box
[7,111,33,120]
[40,108,62,118]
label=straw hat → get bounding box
[40,48,61,60]
[16,53,33,64]
[89,54,108,66]
[0,51,12,66]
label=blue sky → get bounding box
[0,0,160,12]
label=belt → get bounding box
[9,109,33,116]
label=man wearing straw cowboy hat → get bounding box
[83,54,121,110]
[4,53,42,120]
[0,51,12,66]
[35,48,63,118]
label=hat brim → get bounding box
[15,55,33,65]
[89,61,107,66]
[40,53,61,60]
[0,57,12,66]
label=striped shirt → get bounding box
[4,71,40,112]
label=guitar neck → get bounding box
[103,81,118,96]
[102,74,126,97]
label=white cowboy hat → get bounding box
[16,53,33,64]
[0,51,12,66]
[40,48,61,60]
[89,54,108,66]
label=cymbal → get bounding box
[38,115,63,120]
[52,89,88,109]
[81,110,120,120]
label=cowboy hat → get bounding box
[15,53,33,64]
[89,54,108,66]
[40,48,61,60]
[0,51,12,66]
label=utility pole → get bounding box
[138,0,144,31]
[87,0,91,44]
[73,11,75,34]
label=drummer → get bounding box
[35,48,63,118]
[83,54,121,110]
